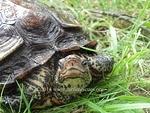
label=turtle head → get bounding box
[54,54,114,95]
[55,54,92,95]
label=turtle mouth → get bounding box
[58,68,87,83]
[60,67,85,79]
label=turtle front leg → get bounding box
[87,55,114,81]
[22,66,54,109]
[3,95,20,110]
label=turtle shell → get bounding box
[0,0,97,85]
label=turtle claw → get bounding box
[3,96,20,109]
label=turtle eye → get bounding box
[81,60,89,66]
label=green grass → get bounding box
[1,0,150,113]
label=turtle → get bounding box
[0,0,114,109]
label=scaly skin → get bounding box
[3,54,114,109]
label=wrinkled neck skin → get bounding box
[51,77,92,104]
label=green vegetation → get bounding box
[1,0,150,113]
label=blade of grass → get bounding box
[16,81,32,113]
[86,101,108,113]
[104,103,150,112]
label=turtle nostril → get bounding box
[71,62,74,66]
[68,61,75,66]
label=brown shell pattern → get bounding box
[0,0,97,85]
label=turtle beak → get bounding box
[56,54,90,82]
